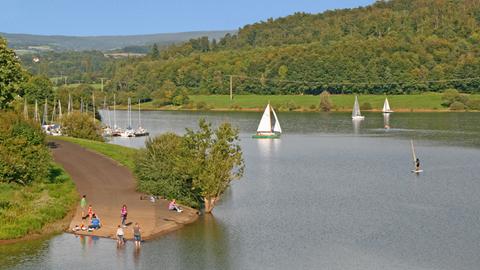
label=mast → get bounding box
[23,98,28,119]
[80,98,84,113]
[58,99,62,119]
[42,99,48,125]
[138,99,141,127]
[92,93,95,122]
[67,93,72,115]
[127,97,132,129]
[113,94,117,129]
[51,98,56,123]
[411,139,417,167]
[34,100,39,122]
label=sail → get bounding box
[411,139,417,164]
[271,107,282,133]
[257,104,272,133]
[383,98,392,112]
[352,96,362,117]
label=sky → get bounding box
[1,0,375,36]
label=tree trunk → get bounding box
[204,197,218,214]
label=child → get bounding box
[121,205,128,227]
[87,205,93,220]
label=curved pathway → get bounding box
[51,140,198,240]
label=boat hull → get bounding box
[352,116,365,120]
[252,133,281,139]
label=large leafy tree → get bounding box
[134,119,244,213]
[22,75,54,103]
[0,37,26,109]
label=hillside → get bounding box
[102,0,480,98]
[2,30,233,52]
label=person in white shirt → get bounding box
[116,225,125,245]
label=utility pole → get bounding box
[100,78,105,92]
[92,93,95,122]
[229,75,233,101]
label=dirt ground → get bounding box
[51,140,198,241]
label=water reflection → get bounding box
[352,119,361,134]
[256,138,281,158]
[383,113,391,129]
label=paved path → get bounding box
[51,140,198,240]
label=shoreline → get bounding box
[110,107,471,113]
[51,140,199,242]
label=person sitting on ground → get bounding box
[89,214,101,230]
[168,199,183,213]
[72,225,80,232]
[116,225,125,245]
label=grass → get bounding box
[116,93,480,112]
[54,136,138,170]
[0,163,77,240]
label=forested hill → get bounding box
[2,30,232,52]
[105,0,480,97]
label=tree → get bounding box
[319,91,333,111]
[134,119,245,213]
[0,37,26,109]
[0,111,51,185]
[151,43,160,59]
[60,112,103,141]
[185,120,244,213]
[22,75,54,103]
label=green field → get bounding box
[54,136,138,170]
[0,163,77,240]
[125,93,480,112]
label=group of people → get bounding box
[74,195,185,248]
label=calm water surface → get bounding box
[2,111,480,270]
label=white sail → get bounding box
[271,107,282,133]
[257,104,272,133]
[382,98,392,113]
[411,139,417,163]
[352,95,363,118]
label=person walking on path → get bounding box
[133,223,141,248]
[80,195,87,218]
[116,225,125,246]
[121,205,128,227]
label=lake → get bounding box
[2,111,480,270]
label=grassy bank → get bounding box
[54,136,137,170]
[0,163,77,240]
[114,93,480,112]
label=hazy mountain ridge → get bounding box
[1,30,234,51]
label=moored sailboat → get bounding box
[252,103,282,139]
[352,95,365,120]
[134,99,149,137]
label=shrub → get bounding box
[0,112,51,185]
[309,104,317,110]
[441,88,460,107]
[196,101,208,110]
[449,101,465,110]
[60,112,103,141]
[360,102,372,110]
[319,91,333,112]
[466,99,480,110]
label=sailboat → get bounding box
[102,97,113,136]
[382,97,393,113]
[352,95,365,120]
[120,98,135,138]
[252,103,282,139]
[111,94,123,137]
[134,99,149,137]
[410,140,423,173]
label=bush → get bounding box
[0,112,51,185]
[60,112,103,141]
[449,101,465,110]
[360,102,372,110]
[441,88,460,107]
[196,101,209,110]
[466,99,480,110]
[319,91,333,112]
[280,100,299,111]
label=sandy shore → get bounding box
[51,140,199,241]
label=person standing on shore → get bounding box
[133,223,141,248]
[80,195,87,218]
[121,204,128,227]
[116,225,125,246]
